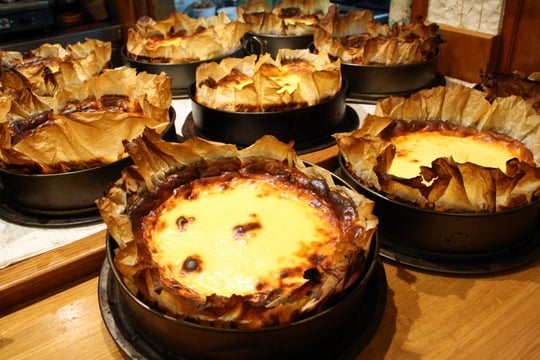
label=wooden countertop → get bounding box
[1,145,539,359]
[1,235,538,359]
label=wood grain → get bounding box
[1,260,538,359]
[0,230,107,312]
[497,0,540,74]
[437,24,501,83]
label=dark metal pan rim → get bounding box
[181,105,359,154]
[379,227,540,275]
[98,256,388,360]
[0,157,130,179]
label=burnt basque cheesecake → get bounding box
[0,38,111,96]
[193,48,342,112]
[126,11,250,64]
[313,6,444,66]
[97,132,378,329]
[0,66,172,174]
[335,85,540,213]
[238,0,331,36]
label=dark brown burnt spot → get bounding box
[255,281,268,292]
[279,266,304,280]
[267,288,284,301]
[199,159,241,178]
[280,7,301,18]
[180,183,197,201]
[199,77,218,89]
[240,159,292,181]
[328,190,357,222]
[181,255,202,274]
[279,269,291,279]
[169,29,188,37]
[233,221,262,240]
[100,94,132,112]
[249,286,284,305]
[176,215,195,231]
[304,267,322,283]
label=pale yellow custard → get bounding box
[388,131,526,179]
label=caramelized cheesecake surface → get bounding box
[99,134,378,328]
[389,130,528,179]
[143,174,341,298]
[129,156,368,309]
[335,112,539,212]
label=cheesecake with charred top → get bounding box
[98,133,378,329]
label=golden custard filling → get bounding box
[143,175,340,298]
[389,131,526,179]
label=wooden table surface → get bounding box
[1,234,538,360]
[1,147,540,359]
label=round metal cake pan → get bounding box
[105,225,381,360]
[338,156,540,259]
[0,109,177,217]
[121,46,247,96]
[0,157,132,217]
[243,32,314,57]
[342,49,440,96]
[188,77,348,148]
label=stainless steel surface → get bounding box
[0,0,54,37]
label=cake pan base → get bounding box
[98,258,387,360]
[378,225,540,275]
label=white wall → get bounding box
[426,0,506,35]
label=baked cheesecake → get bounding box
[0,67,172,174]
[0,38,111,96]
[194,48,342,112]
[98,133,378,329]
[126,11,250,63]
[238,0,330,36]
[314,7,444,65]
[145,175,346,299]
[335,85,540,212]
